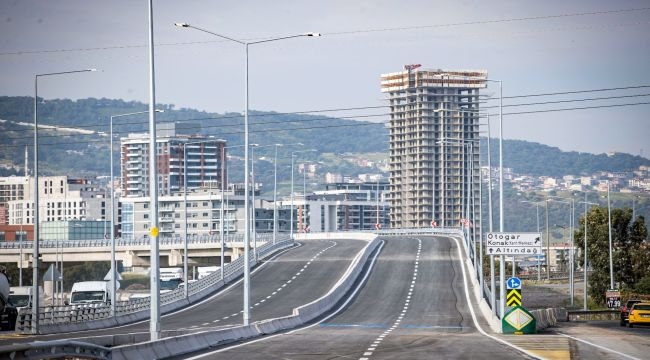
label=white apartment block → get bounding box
[5,176,108,226]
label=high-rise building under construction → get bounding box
[380,66,487,232]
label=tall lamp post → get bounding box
[109,109,161,316]
[607,180,614,290]
[146,0,161,340]
[290,149,316,238]
[548,196,575,306]
[521,200,543,281]
[183,139,220,298]
[250,144,259,260]
[579,197,598,310]
[33,68,96,334]
[175,23,319,325]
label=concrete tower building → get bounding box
[380,66,486,232]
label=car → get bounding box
[628,302,650,328]
[620,299,643,326]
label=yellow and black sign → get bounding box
[506,288,522,307]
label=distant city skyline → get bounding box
[1,0,649,158]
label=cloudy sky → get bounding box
[1,0,649,158]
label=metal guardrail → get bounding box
[14,235,293,333]
[0,232,277,250]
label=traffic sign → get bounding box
[506,289,522,307]
[506,277,521,290]
[605,289,621,309]
[502,306,536,334]
[430,220,437,228]
[486,232,542,256]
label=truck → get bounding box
[0,270,17,330]
[69,281,111,305]
[159,268,184,291]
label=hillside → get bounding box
[1,96,649,182]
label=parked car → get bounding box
[620,299,643,326]
[628,302,650,328]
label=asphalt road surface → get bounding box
[0,238,367,346]
[189,235,535,359]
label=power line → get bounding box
[3,90,650,143]
[325,7,650,36]
[2,101,648,150]
[5,84,650,137]
[1,7,648,56]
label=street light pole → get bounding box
[250,144,259,261]
[273,144,281,244]
[109,110,159,317]
[290,149,316,237]
[607,180,614,290]
[174,23,319,326]
[147,0,161,341]
[32,68,95,334]
[579,196,598,310]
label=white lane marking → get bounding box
[187,240,384,359]
[360,238,421,359]
[559,333,642,360]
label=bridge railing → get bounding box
[0,232,279,250]
[15,234,293,334]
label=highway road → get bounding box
[187,235,534,359]
[0,238,368,346]
[3,235,648,360]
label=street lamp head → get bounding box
[155,109,165,113]
[304,32,321,37]
[87,68,98,72]
[174,22,190,28]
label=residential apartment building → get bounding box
[5,176,108,227]
[380,66,486,231]
[283,182,390,232]
[120,134,226,197]
[118,185,295,240]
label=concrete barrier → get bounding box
[530,308,568,331]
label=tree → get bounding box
[575,207,650,306]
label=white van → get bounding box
[9,286,44,311]
[198,266,220,280]
[69,281,111,305]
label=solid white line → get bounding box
[450,236,542,360]
[559,333,642,360]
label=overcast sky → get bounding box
[1,0,649,158]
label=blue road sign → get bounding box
[506,277,522,290]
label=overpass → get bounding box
[0,233,276,268]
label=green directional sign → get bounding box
[502,306,536,334]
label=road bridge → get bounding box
[0,234,275,268]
